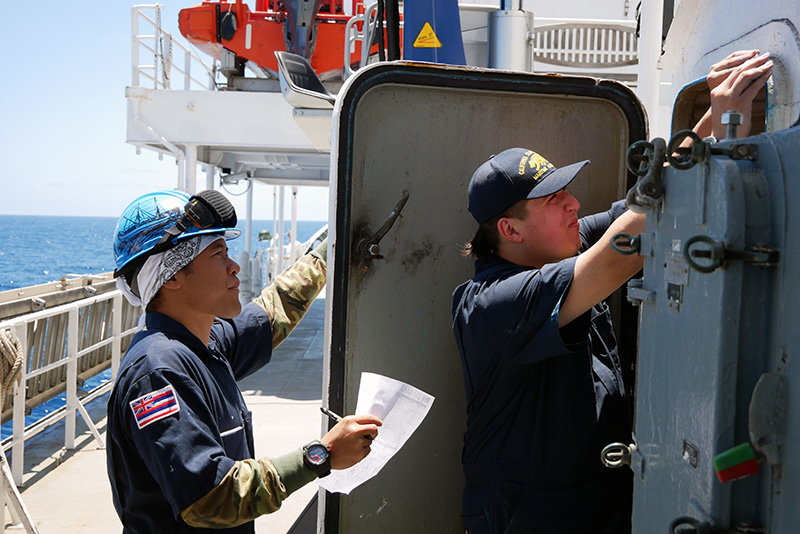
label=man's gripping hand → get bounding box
[322,414,382,470]
[708,49,773,140]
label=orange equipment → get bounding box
[179,0,401,79]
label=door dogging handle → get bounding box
[666,130,706,170]
[611,233,641,255]
[601,442,635,468]
[355,190,410,265]
[684,235,779,273]
[683,235,725,273]
[625,137,666,213]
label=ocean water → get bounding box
[0,215,326,439]
[0,214,326,291]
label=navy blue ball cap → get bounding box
[468,148,590,223]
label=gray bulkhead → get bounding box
[626,2,800,530]
[323,62,646,533]
[630,116,800,531]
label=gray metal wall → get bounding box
[631,124,800,532]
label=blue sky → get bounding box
[0,1,328,221]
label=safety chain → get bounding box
[156,6,172,89]
[162,35,172,89]
[0,329,23,393]
[156,6,162,87]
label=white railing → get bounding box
[533,21,638,68]
[0,291,139,486]
[132,4,217,90]
[344,2,404,79]
[344,2,380,79]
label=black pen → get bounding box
[319,406,375,440]
[320,406,343,422]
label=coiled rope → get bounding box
[0,329,23,393]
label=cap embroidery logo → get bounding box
[526,153,555,182]
[130,384,181,430]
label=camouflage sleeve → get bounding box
[180,457,286,528]
[253,244,327,349]
[180,449,316,528]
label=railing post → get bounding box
[185,50,192,90]
[111,295,122,382]
[132,6,140,86]
[12,324,27,486]
[278,186,286,274]
[291,186,299,263]
[176,149,186,191]
[154,4,162,89]
[205,164,216,190]
[246,181,254,257]
[65,309,78,450]
[185,144,198,194]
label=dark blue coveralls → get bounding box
[107,303,273,534]
[452,202,633,534]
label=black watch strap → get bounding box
[303,440,332,478]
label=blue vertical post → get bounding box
[402,0,466,65]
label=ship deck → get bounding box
[3,295,327,533]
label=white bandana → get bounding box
[116,234,222,309]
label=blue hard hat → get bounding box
[113,189,240,276]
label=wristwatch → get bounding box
[303,440,332,478]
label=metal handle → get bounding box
[601,442,634,468]
[625,138,666,213]
[683,235,725,273]
[626,139,656,177]
[355,190,410,265]
[611,233,640,255]
[667,130,706,170]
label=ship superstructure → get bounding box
[3,1,800,532]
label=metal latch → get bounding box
[354,190,409,271]
[683,235,779,273]
[626,278,655,305]
[667,124,757,171]
[601,442,635,468]
[625,137,666,213]
[611,233,641,255]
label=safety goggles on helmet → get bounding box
[113,189,240,279]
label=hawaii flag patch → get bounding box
[130,384,181,430]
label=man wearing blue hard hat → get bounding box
[451,50,772,534]
[107,189,381,533]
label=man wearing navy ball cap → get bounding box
[452,148,642,534]
[451,47,773,534]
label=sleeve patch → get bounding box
[129,384,181,430]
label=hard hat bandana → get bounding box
[116,234,222,309]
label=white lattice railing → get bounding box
[132,4,217,90]
[0,291,140,487]
[533,19,638,69]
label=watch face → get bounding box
[307,443,329,465]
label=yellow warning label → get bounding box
[413,22,442,48]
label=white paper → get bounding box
[317,372,435,494]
